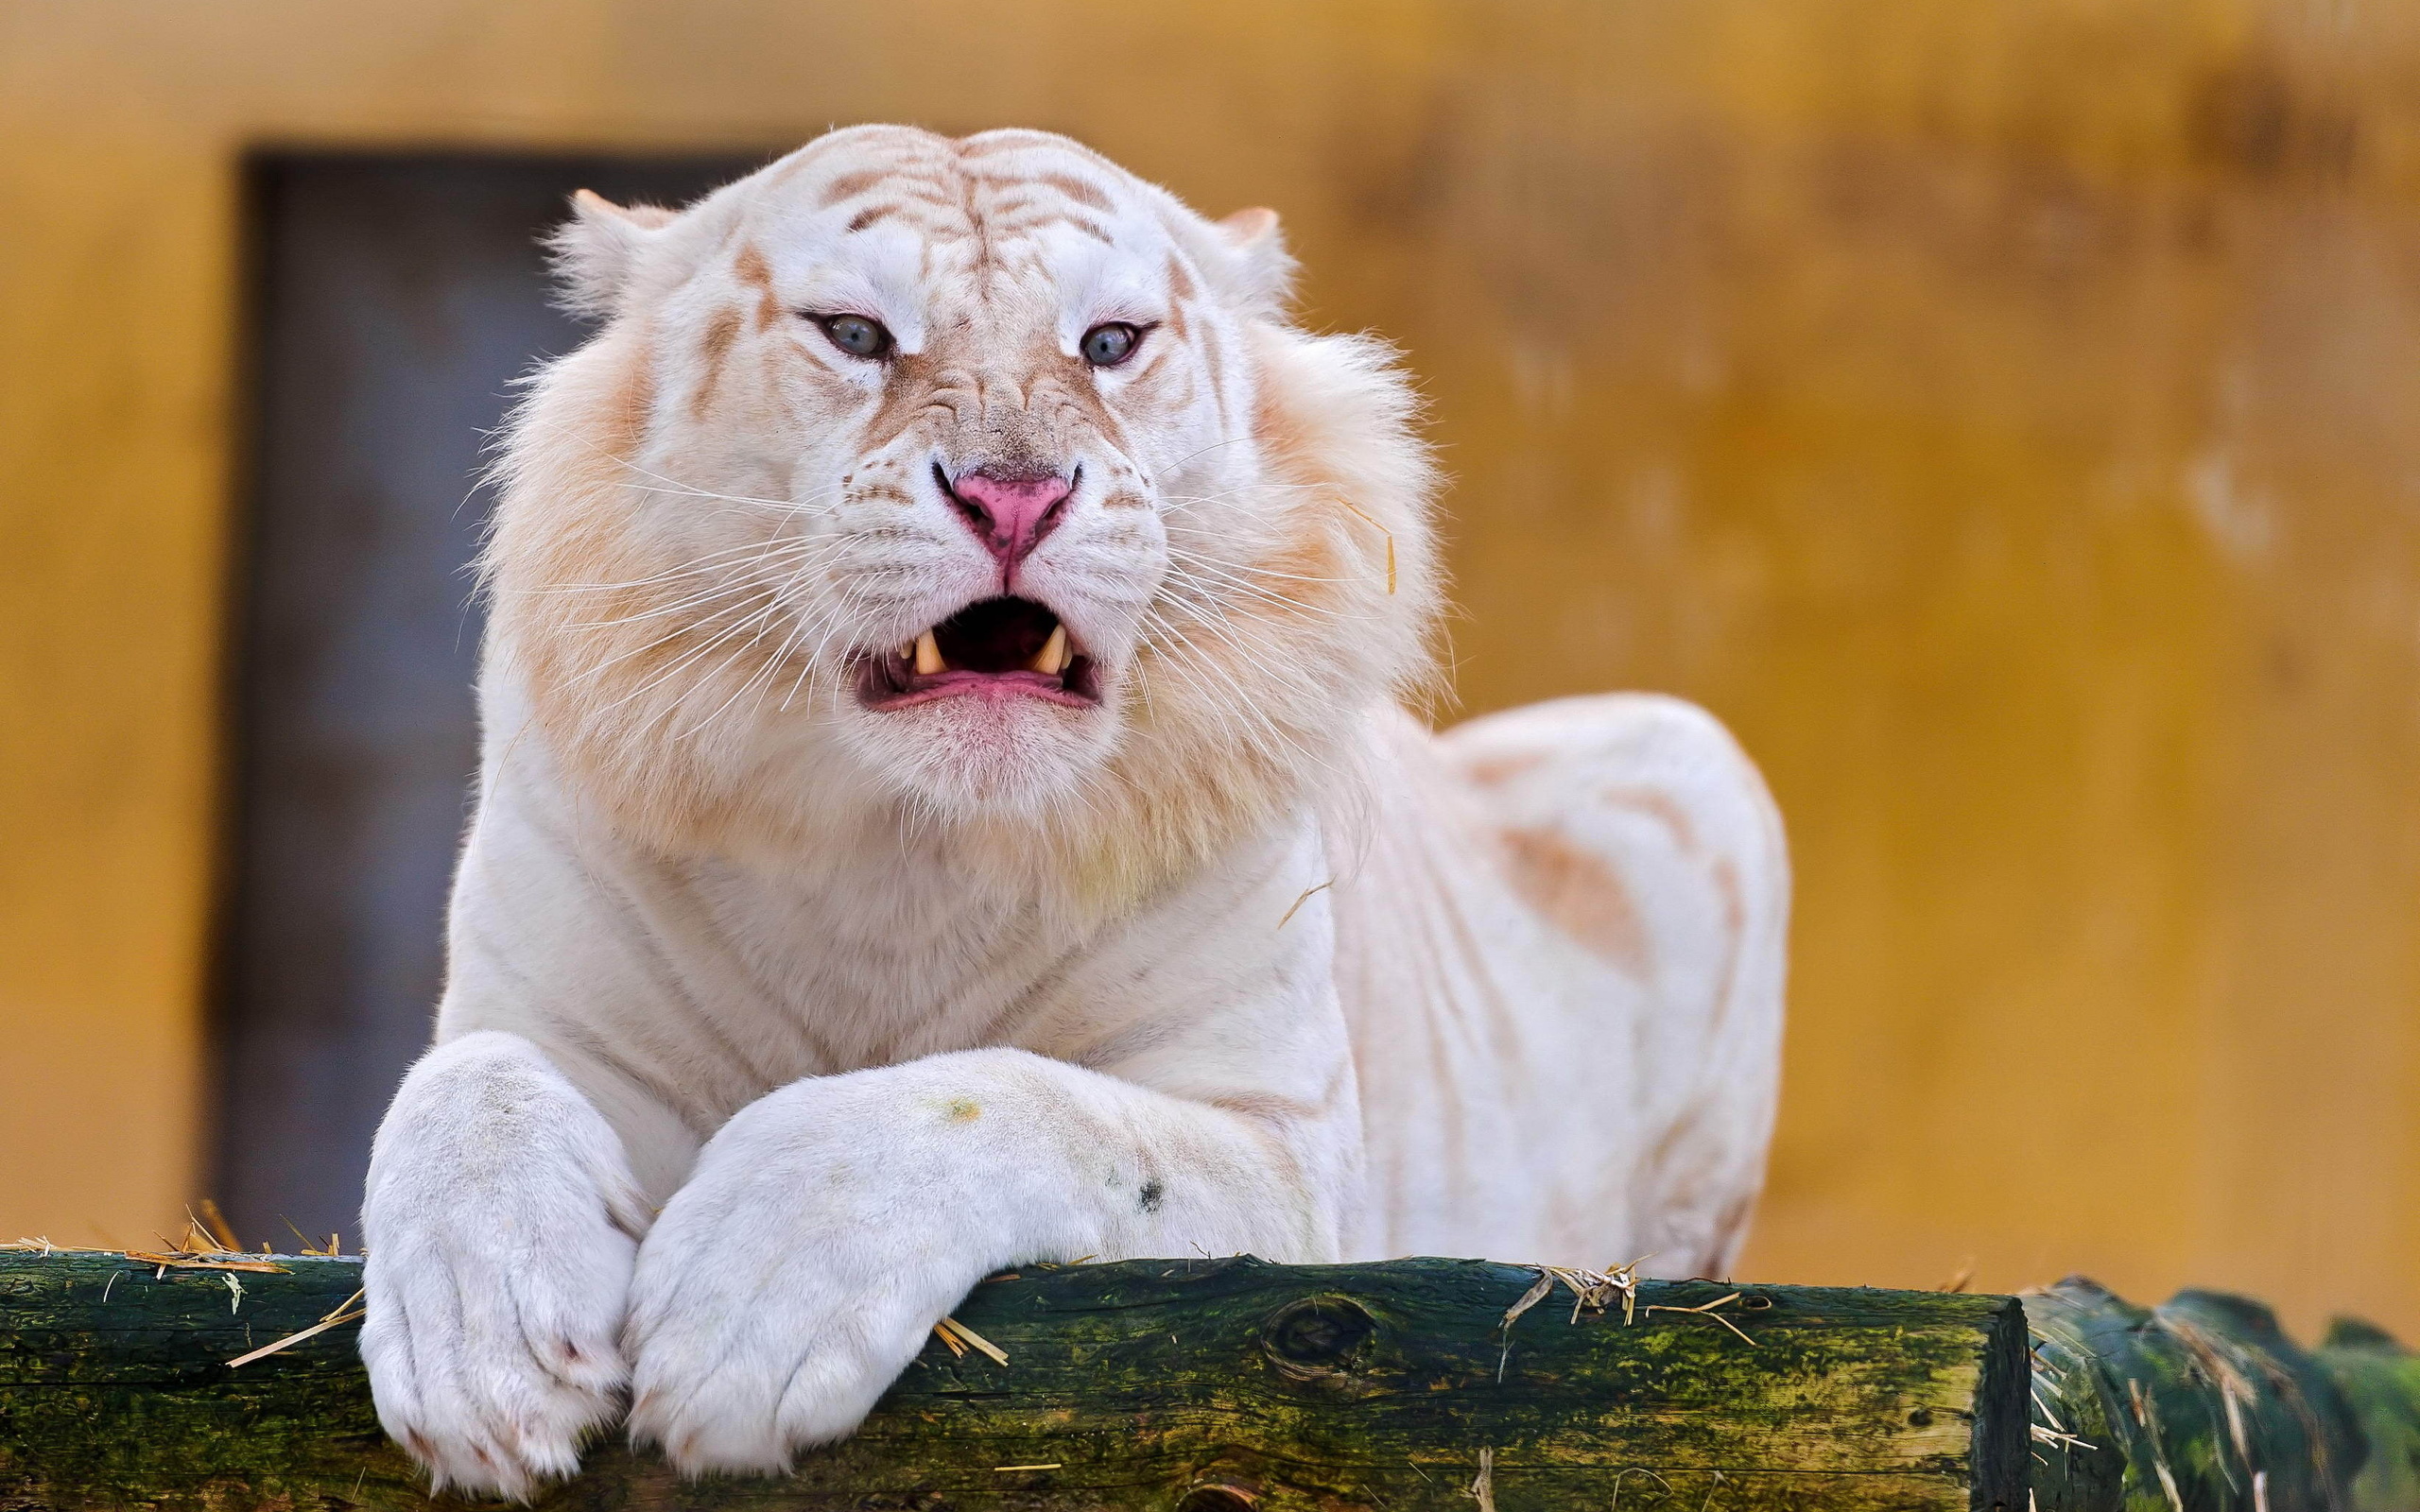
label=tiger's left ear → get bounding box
[547,189,679,319]
[1211,206,1296,312]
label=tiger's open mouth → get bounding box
[856,597,1101,710]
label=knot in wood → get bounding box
[1261,1295,1376,1371]
[1175,1481,1260,1512]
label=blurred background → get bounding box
[4,0,2418,1337]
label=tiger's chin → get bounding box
[848,705,1122,822]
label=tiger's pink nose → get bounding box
[948,469,1073,565]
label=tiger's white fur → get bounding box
[358,125,1788,1497]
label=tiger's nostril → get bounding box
[943,463,1076,566]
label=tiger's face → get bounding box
[494,126,1435,862]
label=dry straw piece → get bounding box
[122,1206,297,1277]
[1639,1290,1764,1348]
[227,1288,367,1369]
[1498,1257,1763,1379]
[1502,1255,1651,1332]
[930,1314,1009,1366]
[123,1249,287,1277]
[1464,1446,1495,1512]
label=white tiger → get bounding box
[359,124,1789,1498]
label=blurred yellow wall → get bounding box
[5,0,2418,1336]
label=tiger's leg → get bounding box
[1437,693,1790,1276]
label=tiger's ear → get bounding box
[1209,205,1296,313]
[547,189,678,319]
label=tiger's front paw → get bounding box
[623,1077,994,1475]
[360,1033,649,1500]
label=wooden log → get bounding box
[2024,1277,2420,1512]
[2316,1317,2420,1511]
[0,1251,2028,1511]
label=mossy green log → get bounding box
[2024,1278,2420,1512]
[0,1252,2027,1511]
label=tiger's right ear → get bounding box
[1209,206,1294,312]
[547,189,678,319]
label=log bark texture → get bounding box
[0,1252,2028,1511]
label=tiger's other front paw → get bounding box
[360,1033,650,1500]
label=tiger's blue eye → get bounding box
[1081,322,1141,368]
[819,314,892,359]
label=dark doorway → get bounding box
[216,151,762,1245]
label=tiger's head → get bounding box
[489,126,1438,885]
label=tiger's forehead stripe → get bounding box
[766,129,1133,268]
[815,179,1122,245]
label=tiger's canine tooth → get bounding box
[915,630,945,676]
[1029,624,1069,676]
